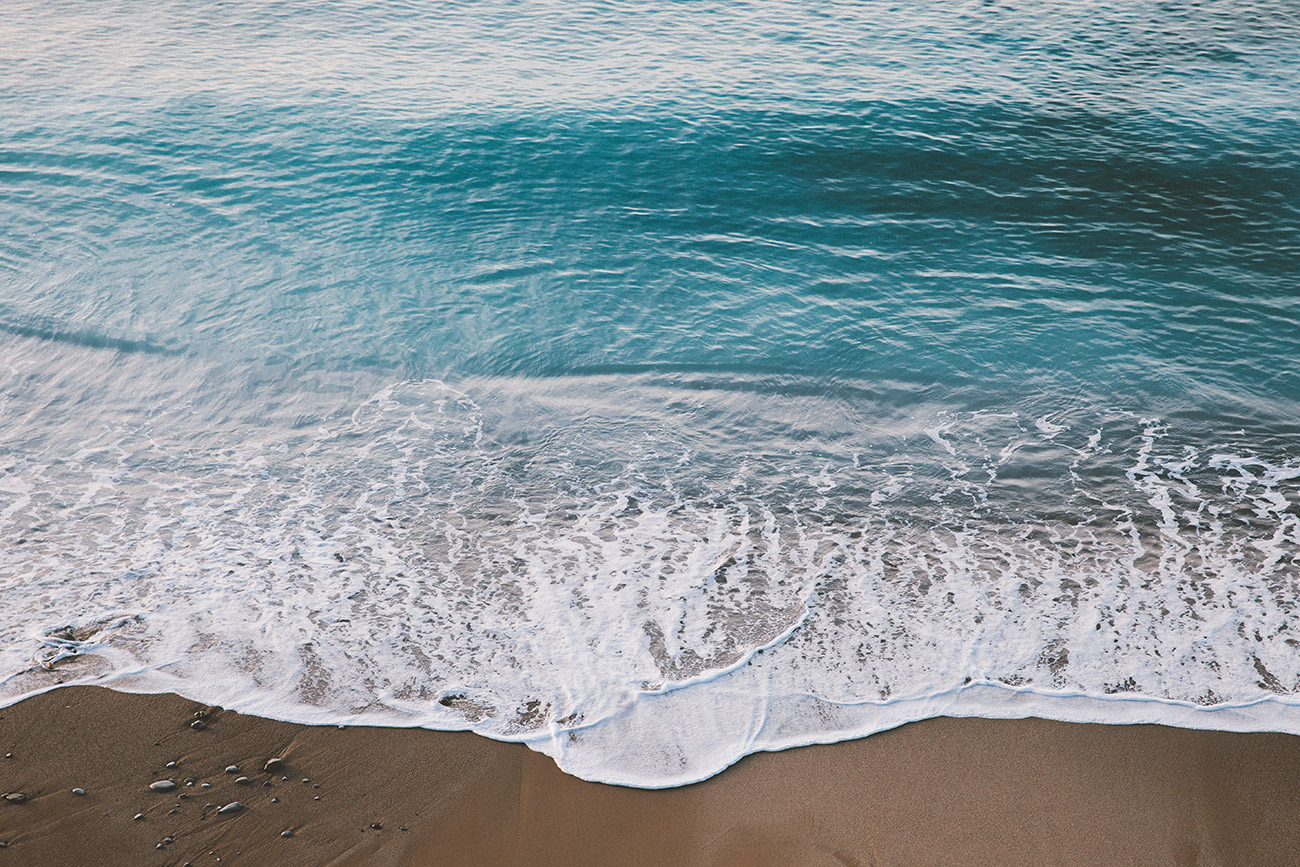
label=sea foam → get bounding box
[2,370,1296,786]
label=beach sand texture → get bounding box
[2,687,1299,865]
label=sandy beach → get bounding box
[0,686,1296,865]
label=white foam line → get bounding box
[5,634,1300,790]
[529,681,1300,788]
[640,603,812,699]
[809,678,1300,715]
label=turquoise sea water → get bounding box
[2,1,1299,785]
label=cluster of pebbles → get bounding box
[133,753,292,850]
[1,706,405,857]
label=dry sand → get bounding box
[2,686,1299,865]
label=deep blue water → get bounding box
[2,0,1299,785]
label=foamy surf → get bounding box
[2,371,1296,786]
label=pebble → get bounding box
[190,720,205,730]
[3,793,28,803]
[225,765,239,774]
[3,752,11,758]
[164,837,174,844]
[314,796,321,801]
[133,813,145,821]
[157,843,165,849]
[280,830,294,838]
[270,797,279,803]
[166,761,178,769]
[262,780,272,787]
[71,788,85,796]
[235,776,251,785]
[0,841,7,848]
[399,826,408,832]
[217,801,243,814]
[150,780,177,792]
[301,778,310,784]
[184,777,196,785]
[370,822,383,830]
[169,808,179,815]
[264,758,284,773]
[202,783,212,788]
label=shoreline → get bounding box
[3,687,1300,864]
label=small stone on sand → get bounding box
[3,792,28,803]
[235,776,251,785]
[166,761,177,769]
[225,765,239,774]
[280,830,293,838]
[202,782,212,788]
[264,758,284,773]
[190,720,205,730]
[217,801,243,814]
[71,788,85,796]
[150,780,177,792]
[133,813,145,821]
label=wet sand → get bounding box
[2,686,1299,865]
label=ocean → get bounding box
[1,0,1298,786]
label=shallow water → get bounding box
[2,0,1299,785]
